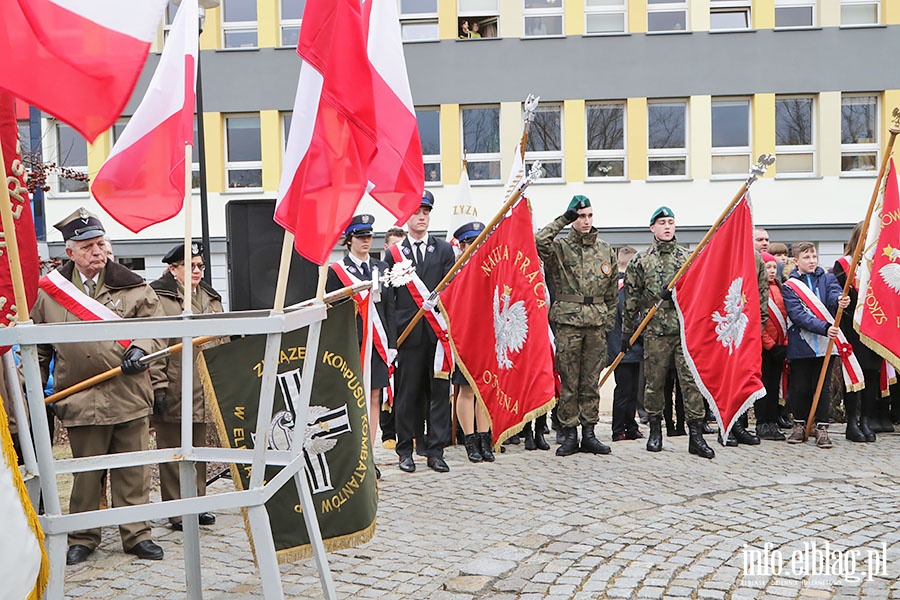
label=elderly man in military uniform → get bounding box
[150,242,223,530]
[623,206,716,459]
[31,208,165,564]
[536,195,618,457]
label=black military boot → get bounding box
[646,415,663,452]
[875,400,895,433]
[580,424,612,455]
[534,415,550,450]
[844,394,866,442]
[717,429,739,447]
[477,432,496,462]
[687,419,715,459]
[556,426,580,457]
[732,420,760,445]
[523,422,537,450]
[464,433,483,462]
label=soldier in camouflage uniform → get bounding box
[622,206,716,459]
[536,195,618,457]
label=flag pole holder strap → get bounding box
[2,305,340,600]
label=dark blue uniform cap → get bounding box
[162,242,204,264]
[421,189,435,209]
[453,221,485,244]
[344,214,375,237]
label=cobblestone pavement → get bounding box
[63,422,900,599]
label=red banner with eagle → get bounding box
[441,199,556,446]
[672,195,765,439]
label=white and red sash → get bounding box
[39,270,130,348]
[388,244,453,376]
[836,256,857,289]
[767,295,788,344]
[881,362,897,397]
[784,278,864,392]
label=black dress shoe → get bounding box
[426,456,450,473]
[625,429,645,440]
[199,512,216,526]
[611,432,627,441]
[125,540,164,561]
[398,455,416,473]
[66,544,94,565]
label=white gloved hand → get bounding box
[387,348,398,365]
[422,294,438,312]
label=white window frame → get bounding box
[221,0,258,49]
[647,100,688,180]
[774,0,816,29]
[416,107,442,185]
[585,101,627,181]
[458,0,500,38]
[840,94,879,176]
[710,0,750,31]
[279,0,303,47]
[399,0,439,42]
[585,0,627,35]
[282,112,292,149]
[841,0,880,26]
[51,121,90,195]
[647,0,688,33]
[461,105,501,183]
[523,0,564,38]
[224,114,263,190]
[774,95,816,178]
[711,98,752,178]
[524,104,564,183]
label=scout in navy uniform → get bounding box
[383,191,456,473]
[325,215,396,478]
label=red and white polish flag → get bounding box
[0,0,168,143]
[362,0,425,224]
[92,0,198,233]
[275,0,378,265]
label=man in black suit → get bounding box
[384,191,456,473]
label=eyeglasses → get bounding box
[176,262,205,272]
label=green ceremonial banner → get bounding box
[198,301,377,561]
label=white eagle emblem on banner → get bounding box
[711,277,749,355]
[493,284,528,369]
[879,244,900,293]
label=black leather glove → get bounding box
[121,345,148,375]
[563,209,579,223]
[658,288,673,302]
[769,345,788,363]
[153,391,168,417]
[620,337,631,354]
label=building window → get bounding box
[711,98,751,177]
[647,101,687,178]
[710,0,750,30]
[54,123,89,194]
[458,0,499,38]
[416,108,441,183]
[222,0,258,49]
[111,119,129,145]
[163,2,178,42]
[524,0,563,37]
[586,102,626,179]
[400,0,439,41]
[775,0,815,28]
[841,0,879,25]
[525,104,563,180]
[775,96,815,176]
[585,0,627,34]
[225,115,262,188]
[841,94,878,174]
[282,112,292,149]
[461,106,500,181]
[17,120,30,157]
[280,0,305,47]
[648,0,687,33]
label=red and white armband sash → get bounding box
[39,270,130,348]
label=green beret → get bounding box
[650,206,675,225]
[568,195,591,211]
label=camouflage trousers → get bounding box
[643,334,705,421]
[554,323,606,427]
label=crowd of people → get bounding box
[6,192,899,568]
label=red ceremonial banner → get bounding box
[0,92,40,342]
[673,195,765,439]
[442,200,556,446]
[855,158,900,369]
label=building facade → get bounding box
[21,0,900,308]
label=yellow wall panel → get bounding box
[691,0,710,32]
[566,0,585,36]
[753,0,775,29]
[626,97,647,180]
[87,132,110,180]
[820,0,840,27]
[818,91,841,178]
[628,0,647,34]
[753,94,775,177]
[442,105,461,183]
[886,0,900,24]
[500,0,523,37]
[203,112,225,193]
[564,99,586,182]
[689,95,711,180]
[260,110,282,191]
[500,101,523,180]
[257,0,279,48]
[201,7,221,51]
[439,0,458,40]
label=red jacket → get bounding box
[762,281,787,350]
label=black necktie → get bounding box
[414,241,424,267]
[360,261,370,280]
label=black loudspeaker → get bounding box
[226,199,320,311]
